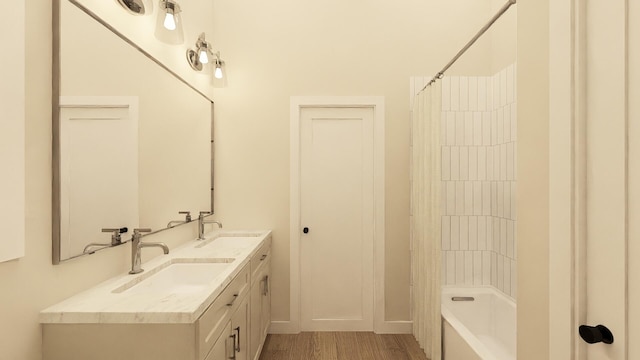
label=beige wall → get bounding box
[491,0,518,73]
[210,0,494,322]
[517,0,550,358]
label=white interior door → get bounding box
[299,106,374,331]
[580,1,638,358]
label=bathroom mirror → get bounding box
[53,0,214,263]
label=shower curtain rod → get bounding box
[419,0,517,93]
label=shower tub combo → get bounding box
[441,287,516,360]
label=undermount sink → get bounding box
[196,232,262,249]
[112,258,235,295]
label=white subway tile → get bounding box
[491,252,498,287]
[500,69,508,106]
[473,251,483,285]
[450,147,460,180]
[486,216,494,251]
[513,221,517,259]
[460,216,469,250]
[482,112,492,146]
[456,112,465,146]
[486,76,494,110]
[451,216,460,250]
[478,216,487,250]
[473,112,483,146]
[446,112,456,145]
[456,251,465,284]
[478,77,487,111]
[473,182,482,215]
[464,112,474,145]
[504,106,511,143]
[507,220,515,258]
[442,146,451,181]
[469,216,478,250]
[501,218,508,256]
[503,256,511,295]
[460,147,469,181]
[442,76,451,111]
[464,252,474,285]
[500,144,507,180]
[446,182,456,215]
[497,181,504,217]
[465,182,473,215]
[504,182,512,219]
[491,182,498,216]
[493,218,501,252]
[491,110,498,145]
[483,251,492,285]
[450,76,460,111]
[507,65,515,104]
[494,146,501,180]
[497,254,504,290]
[511,182,517,220]
[441,112,447,144]
[442,216,451,250]
[456,182,465,215]
[469,77,478,111]
[446,251,456,285]
[441,181,447,214]
[507,142,514,181]
[482,181,491,215]
[511,103,517,141]
[460,77,469,111]
[469,147,478,181]
[478,147,487,180]
[497,108,504,144]
[487,147,494,181]
[441,257,447,284]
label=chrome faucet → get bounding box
[129,228,169,274]
[198,211,222,240]
[83,227,128,254]
[167,211,192,228]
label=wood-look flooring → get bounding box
[258,332,429,360]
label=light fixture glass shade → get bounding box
[214,63,223,79]
[163,12,176,30]
[199,49,209,64]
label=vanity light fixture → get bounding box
[116,0,146,15]
[187,33,215,71]
[214,53,225,79]
[160,0,181,30]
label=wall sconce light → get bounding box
[214,53,225,79]
[116,0,147,15]
[187,33,217,71]
[160,0,181,30]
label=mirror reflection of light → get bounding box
[214,64,223,79]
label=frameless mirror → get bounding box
[53,0,214,263]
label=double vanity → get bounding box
[40,230,272,360]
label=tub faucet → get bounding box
[129,228,169,274]
[198,211,222,240]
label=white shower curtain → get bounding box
[411,82,442,360]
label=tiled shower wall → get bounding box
[410,63,517,299]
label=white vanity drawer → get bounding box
[250,236,271,284]
[197,263,250,360]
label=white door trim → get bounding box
[548,1,588,358]
[288,96,385,334]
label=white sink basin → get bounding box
[196,232,263,249]
[113,258,234,295]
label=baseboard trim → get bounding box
[269,320,413,335]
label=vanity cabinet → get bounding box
[249,239,271,360]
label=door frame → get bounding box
[286,96,386,334]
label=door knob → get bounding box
[303,227,309,234]
[579,324,614,344]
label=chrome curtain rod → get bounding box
[419,0,517,93]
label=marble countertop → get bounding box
[39,230,271,324]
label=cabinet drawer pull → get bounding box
[263,275,269,296]
[228,334,236,359]
[234,326,241,352]
[226,294,238,307]
[260,254,268,261]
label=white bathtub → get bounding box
[441,287,516,360]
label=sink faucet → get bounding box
[167,211,192,228]
[198,211,222,240]
[82,227,129,254]
[129,228,169,274]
